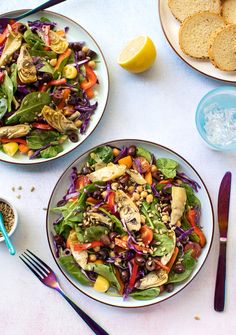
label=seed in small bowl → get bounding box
[0,198,18,242]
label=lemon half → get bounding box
[117,35,156,73]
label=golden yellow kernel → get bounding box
[146,194,154,203]
[49,58,57,66]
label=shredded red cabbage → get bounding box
[113,146,128,163]
[151,183,160,197]
[176,172,201,192]
[133,158,143,174]
[17,84,30,95]
[28,20,56,30]
[177,227,194,243]
[66,167,78,195]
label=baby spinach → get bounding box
[157,158,178,178]
[152,232,175,257]
[27,129,59,149]
[39,61,54,74]
[29,49,57,59]
[167,250,196,283]
[10,64,18,93]
[99,207,125,234]
[88,146,114,165]
[6,92,51,124]
[182,183,201,207]
[23,29,44,47]
[0,97,7,120]
[87,263,120,290]
[59,256,91,285]
[84,225,109,242]
[1,72,13,112]
[136,146,152,162]
[130,287,160,300]
[40,144,63,158]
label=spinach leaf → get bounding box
[136,146,152,162]
[1,72,13,112]
[59,256,91,285]
[6,92,51,124]
[141,201,166,231]
[84,225,109,242]
[29,49,57,59]
[75,226,85,243]
[40,144,63,158]
[157,158,178,178]
[152,232,175,257]
[99,207,125,234]
[87,263,120,290]
[10,64,18,93]
[130,288,160,300]
[88,146,113,165]
[23,29,44,47]
[27,129,59,149]
[167,250,196,283]
[182,183,201,207]
[39,61,54,74]
[0,97,7,120]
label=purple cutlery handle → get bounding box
[58,290,109,335]
[35,0,67,12]
[214,242,226,312]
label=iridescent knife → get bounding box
[214,171,231,312]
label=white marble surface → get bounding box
[0,1,236,334]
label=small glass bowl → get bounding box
[0,197,18,243]
[196,86,236,151]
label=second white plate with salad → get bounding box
[47,139,214,308]
[0,10,109,165]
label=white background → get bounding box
[0,1,236,334]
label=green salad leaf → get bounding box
[6,92,51,124]
[181,216,200,243]
[59,256,91,285]
[130,288,160,300]
[87,263,120,290]
[27,129,59,149]
[84,225,109,242]
[23,29,45,47]
[0,97,7,120]
[98,207,125,234]
[136,146,152,162]
[40,144,63,158]
[29,49,57,59]
[1,72,13,112]
[152,232,175,257]
[157,158,178,178]
[167,250,197,283]
[182,183,201,207]
[39,61,54,74]
[10,63,18,93]
[88,146,114,165]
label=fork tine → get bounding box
[26,249,52,273]
[22,253,47,278]
[24,251,50,274]
[19,256,44,283]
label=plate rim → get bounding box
[158,0,236,84]
[46,138,214,309]
[0,9,110,165]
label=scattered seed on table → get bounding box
[11,187,15,192]
[16,195,21,199]
[194,316,200,321]
[18,186,22,190]
[30,186,35,192]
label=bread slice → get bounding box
[168,0,221,22]
[209,24,236,71]
[222,0,236,24]
[179,12,225,59]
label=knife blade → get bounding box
[214,171,231,312]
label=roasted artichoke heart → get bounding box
[49,30,68,54]
[42,105,77,133]
[17,44,37,84]
[0,124,31,139]
[0,30,22,67]
[116,190,141,231]
[137,270,168,290]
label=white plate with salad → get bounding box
[0,10,109,164]
[47,139,214,308]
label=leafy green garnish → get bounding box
[136,146,152,162]
[1,72,13,112]
[130,288,160,300]
[98,207,125,234]
[182,183,201,207]
[152,232,175,257]
[40,144,63,158]
[39,61,54,74]
[87,263,120,290]
[88,146,113,165]
[181,216,200,243]
[27,129,59,150]
[6,92,51,124]
[157,158,178,178]
[84,225,109,242]
[23,29,45,48]
[0,97,7,120]
[10,63,18,93]
[167,250,196,283]
[59,256,91,285]
[29,49,57,59]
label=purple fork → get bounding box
[19,250,109,335]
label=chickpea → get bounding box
[112,148,120,157]
[49,58,57,67]
[89,254,97,262]
[136,186,143,193]
[128,186,135,194]
[88,60,96,69]
[140,191,148,199]
[132,192,140,201]
[74,120,83,128]
[82,46,89,53]
[146,194,154,203]
[94,246,100,252]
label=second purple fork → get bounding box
[19,250,109,335]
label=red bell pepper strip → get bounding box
[39,78,67,92]
[187,209,206,248]
[127,260,139,290]
[73,240,103,252]
[107,191,116,214]
[57,88,71,110]
[32,123,54,130]
[0,138,27,144]
[76,175,91,190]
[154,259,170,272]
[114,267,125,295]
[80,64,97,91]
[140,225,153,245]
[0,71,5,84]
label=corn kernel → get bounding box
[112,148,120,157]
[49,58,57,66]
[82,46,89,53]
[88,60,96,69]
[151,165,157,172]
[93,275,110,293]
[89,254,97,262]
[94,246,100,252]
[140,191,148,198]
[74,120,83,128]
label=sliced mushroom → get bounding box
[161,230,176,265]
[170,186,187,226]
[17,44,37,83]
[137,269,168,289]
[42,105,77,133]
[116,190,141,231]
[0,30,22,67]
[0,124,31,138]
[88,212,112,228]
[88,162,126,182]
[49,30,68,54]
[126,169,147,185]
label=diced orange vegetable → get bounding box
[94,260,104,265]
[80,64,97,90]
[0,138,27,144]
[158,179,172,185]
[166,247,179,273]
[86,197,100,205]
[187,209,206,248]
[18,143,30,154]
[57,88,71,110]
[56,30,66,37]
[118,155,133,168]
[85,87,94,99]
[145,171,152,185]
[54,48,72,71]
